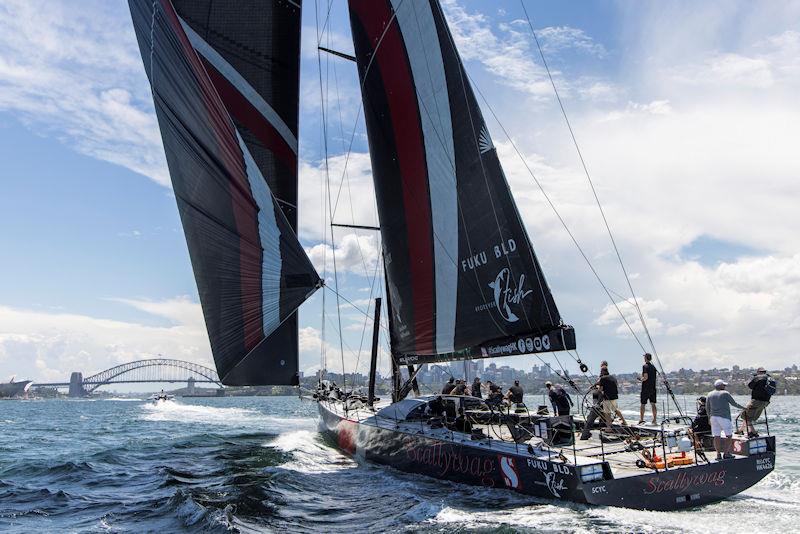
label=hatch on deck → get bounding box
[375,398,428,421]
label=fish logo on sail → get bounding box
[489,268,533,323]
[478,125,494,154]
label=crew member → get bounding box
[638,353,658,425]
[506,380,524,404]
[452,380,468,396]
[690,396,712,449]
[441,377,455,394]
[598,366,627,429]
[471,376,483,398]
[706,379,746,461]
[486,383,504,407]
[427,396,446,417]
[545,381,573,416]
[579,385,604,440]
[452,407,472,433]
[739,367,773,437]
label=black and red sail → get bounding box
[129,0,319,385]
[348,0,575,364]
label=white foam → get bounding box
[269,429,355,473]
[581,474,800,534]
[430,501,591,533]
[140,401,315,435]
[418,469,800,533]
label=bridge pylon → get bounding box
[68,372,87,397]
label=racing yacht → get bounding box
[129,0,775,511]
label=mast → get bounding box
[390,357,401,403]
[367,297,382,406]
[407,365,420,396]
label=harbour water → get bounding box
[1,394,798,533]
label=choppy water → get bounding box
[1,394,797,533]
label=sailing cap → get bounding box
[714,379,728,388]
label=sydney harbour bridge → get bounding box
[34,358,223,397]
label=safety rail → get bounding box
[316,388,734,475]
[734,405,771,437]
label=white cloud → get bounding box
[594,297,668,336]
[0,297,210,382]
[670,53,773,89]
[441,0,555,98]
[441,1,611,101]
[298,152,378,241]
[107,296,206,327]
[534,26,607,58]
[0,0,168,186]
[305,233,379,276]
[578,81,621,102]
[666,30,800,91]
[481,6,800,370]
[715,254,800,295]
[298,324,389,377]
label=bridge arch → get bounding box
[82,358,222,392]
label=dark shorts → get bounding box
[640,389,656,404]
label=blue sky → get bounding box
[1,0,798,385]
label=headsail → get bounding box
[348,0,575,365]
[129,0,319,385]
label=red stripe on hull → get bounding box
[352,0,435,353]
[159,0,263,350]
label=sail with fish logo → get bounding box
[128,0,320,385]
[348,0,575,364]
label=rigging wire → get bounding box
[312,1,402,393]
[328,16,382,385]
[351,255,383,381]
[465,72,667,442]
[518,0,682,416]
[315,0,347,391]
[470,76,651,355]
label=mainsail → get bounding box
[129,0,319,385]
[348,0,575,365]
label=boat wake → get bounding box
[269,430,354,473]
[139,401,315,435]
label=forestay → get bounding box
[348,0,575,365]
[129,0,319,385]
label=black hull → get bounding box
[318,401,775,511]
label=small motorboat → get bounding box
[149,391,174,405]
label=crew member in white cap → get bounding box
[706,379,746,460]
